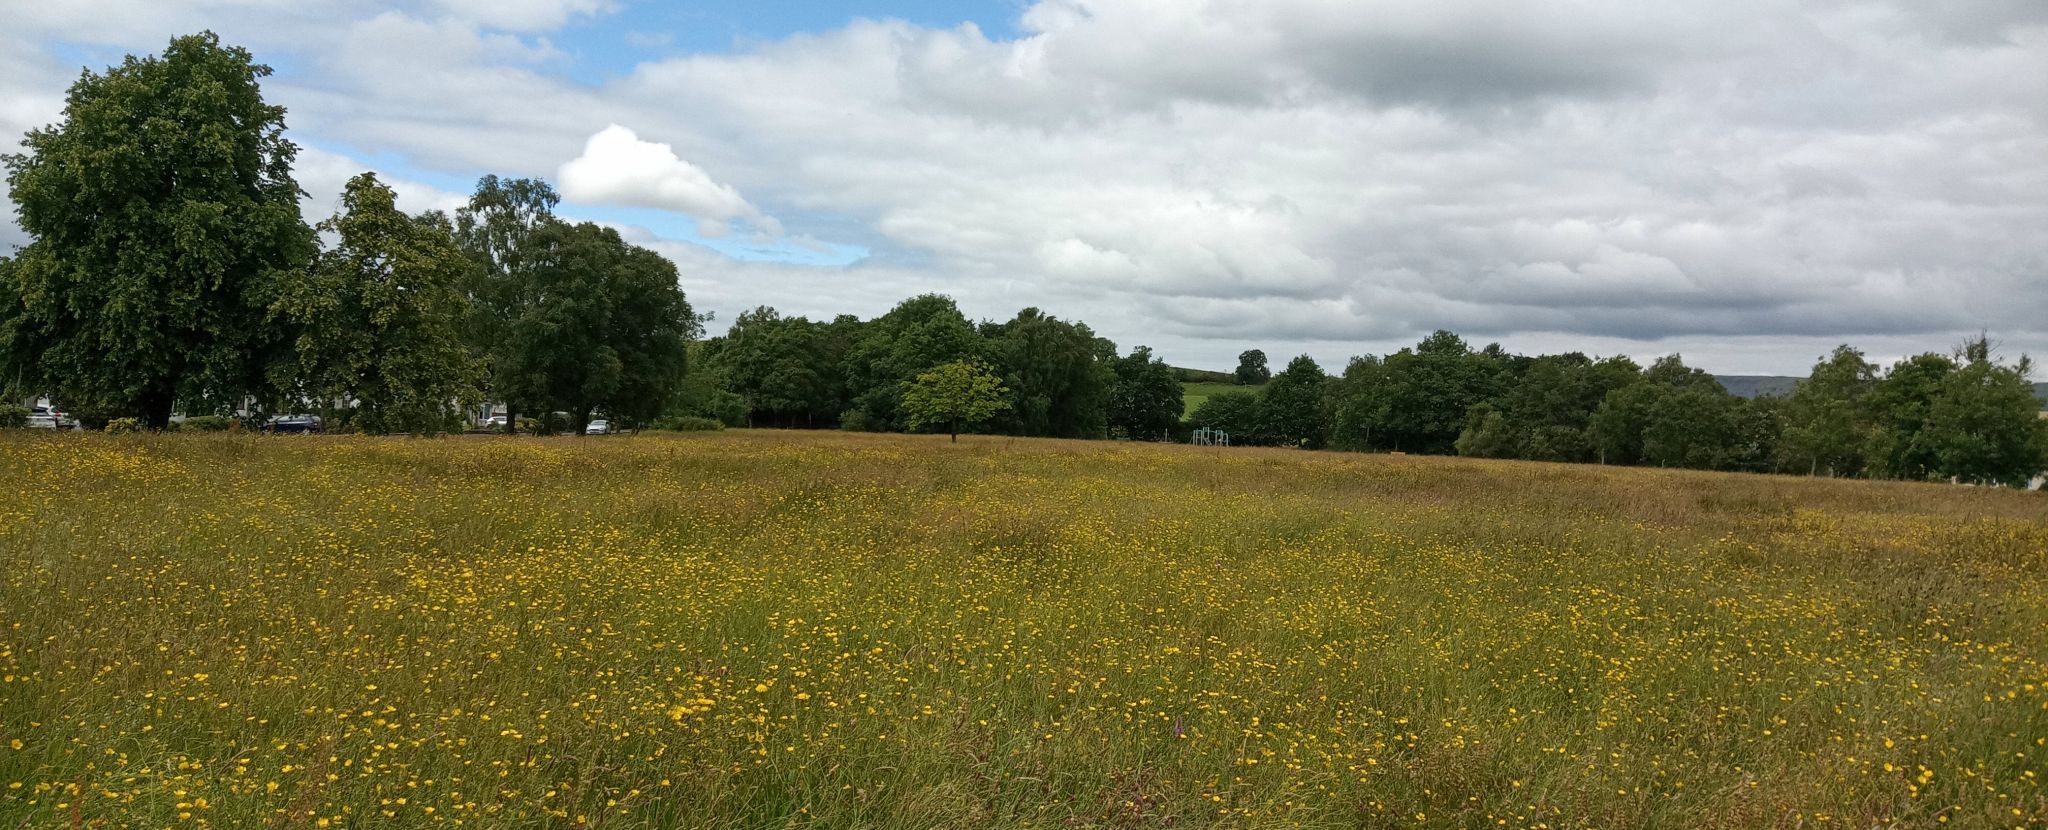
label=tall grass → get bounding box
[1,430,2043,828]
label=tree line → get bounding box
[3,33,2042,489]
[1189,332,2048,487]
[666,297,1183,441]
[0,33,697,434]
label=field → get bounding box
[1181,382,1247,417]
[2,431,2045,829]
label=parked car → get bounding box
[585,419,611,435]
[28,405,75,429]
[263,415,323,434]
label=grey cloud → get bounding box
[3,0,2047,374]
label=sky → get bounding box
[1,0,2045,375]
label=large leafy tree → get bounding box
[455,175,560,431]
[1260,354,1331,448]
[902,360,1010,442]
[1328,355,1389,451]
[984,307,1112,439]
[0,32,316,427]
[1235,349,1270,385]
[844,294,982,431]
[1863,353,1957,480]
[1589,356,1747,469]
[275,173,480,434]
[497,221,696,433]
[1780,345,1878,476]
[1106,345,1183,440]
[709,307,850,427]
[1374,331,1507,454]
[1473,353,1640,462]
[1922,337,2048,487]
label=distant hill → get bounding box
[1717,375,2048,406]
[1714,375,1802,399]
[1174,369,2048,406]
[1174,366,1237,384]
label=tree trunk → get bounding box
[503,405,518,435]
[950,418,959,443]
[574,407,592,436]
[140,387,175,431]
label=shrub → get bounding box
[838,408,874,432]
[652,415,724,432]
[0,405,26,429]
[178,415,233,432]
[104,417,143,434]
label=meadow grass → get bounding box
[1179,382,1245,417]
[1,430,2044,829]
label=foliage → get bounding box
[1921,337,2048,486]
[844,295,982,431]
[1173,366,1236,384]
[649,415,725,432]
[1106,346,1183,440]
[0,32,317,428]
[102,418,142,434]
[707,308,854,427]
[1779,346,1878,476]
[175,415,233,432]
[493,221,698,434]
[0,405,25,429]
[1454,403,1516,458]
[1188,390,1265,445]
[1363,331,1506,454]
[1259,354,1331,448]
[1234,349,1270,385]
[275,173,481,435]
[982,307,1112,439]
[900,360,1010,442]
[455,175,560,432]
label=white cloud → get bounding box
[558,124,780,238]
[432,0,616,32]
[3,0,2047,373]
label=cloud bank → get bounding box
[1,0,2045,373]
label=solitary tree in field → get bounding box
[0,32,316,427]
[1235,349,1270,385]
[902,361,1010,442]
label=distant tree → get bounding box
[1483,353,1640,462]
[1375,331,1506,454]
[1189,390,1266,445]
[495,221,697,434]
[711,308,844,427]
[1780,345,1878,476]
[1454,403,1516,458]
[902,360,1011,442]
[1921,337,2048,487]
[1328,355,1388,451]
[1590,355,1734,468]
[1107,345,1184,440]
[844,295,983,431]
[984,308,1112,439]
[1235,349,1271,385]
[1864,352,1958,480]
[0,32,317,428]
[1261,354,1331,448]
[275,173,480,434]
[456,175,560,432]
